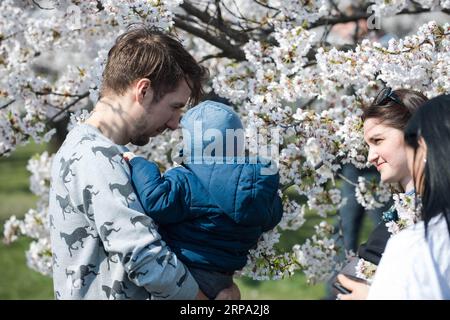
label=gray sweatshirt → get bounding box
[48,123,198,299]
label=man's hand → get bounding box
[215,282,241,300]
[336,274,369,300]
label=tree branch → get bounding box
[33,89,88,98]
[177,0,442,60]
[0,148,12,157]
[173,17,246,61]
[329,0,343,16]
[0,99,15,110]
[180,1,249,43]
[0,30,23,43]
[31,0,55,10]
[253,0,279,11]
[198,52,228,63]
[309,7,450,29]
[47,91,90,123]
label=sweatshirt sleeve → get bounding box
[71,144,198,299]
[128,157,191,225]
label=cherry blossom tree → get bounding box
[2,0,449,283]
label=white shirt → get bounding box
[368,214,450,300]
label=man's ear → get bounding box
[135,78,153,104]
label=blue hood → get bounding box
[180,100,244,161]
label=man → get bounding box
[49,25,239,300]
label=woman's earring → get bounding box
[424,158,427,163]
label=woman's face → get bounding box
[406,137,427,195]
[363,118,411,186]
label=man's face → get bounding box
[130,80,191,146]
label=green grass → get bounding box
[237,274,325,300]
[0,193,39,221]
[0,142,54,299]
[0,238,54,299]
[0,142,47,221]
[0,143,374,300]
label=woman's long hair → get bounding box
[404,94,450,237]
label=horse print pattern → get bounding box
[102,280,130,299]
[130,215,156,229]
[60,226,98,257]
[129,269,148,280]
[177,264,189,287]
[122,251,138,265]
[49,214,56,230]
[52,252,59,268]
[55,194,76,220]
[91,145,123,169]
[66,264,99,287]
[105,251,121,270]
[130,215,157,237]
[60,154,82,183]
[150,291,169,299]
[79,134,97,145]
[99,222,121,248]
[109,182,136,207]
[77,185,99,221]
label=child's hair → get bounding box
[404,94,450,237]
[362,88,428,130]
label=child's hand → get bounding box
[122,152,136,162]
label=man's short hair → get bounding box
[101,24,208,105]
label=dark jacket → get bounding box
[358,222,391,265]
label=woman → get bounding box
[364,94,450,299]
[336,87,428,299]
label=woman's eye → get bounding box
[374,139,383,145]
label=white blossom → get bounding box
[355,258,377,283]
[279,200,306,230]
[3,215,23,244]
[26,238,53,276]
[27,151,53,200]
[355,177,391,210]
[386,192,421,235]
[20,207,50,240]
[292,221,342,284]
